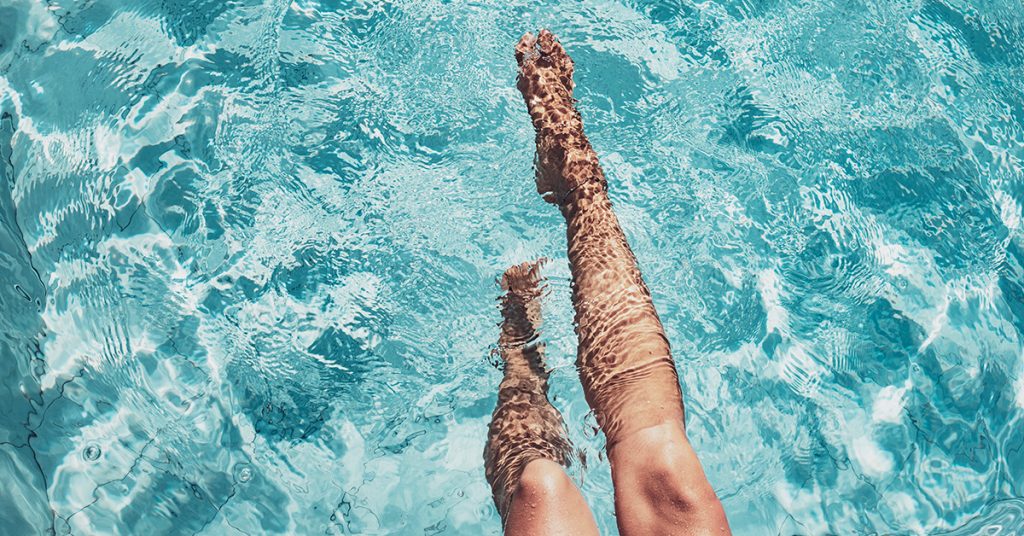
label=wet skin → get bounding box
[484,261,599,535]
[484,30,732,535]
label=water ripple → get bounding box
[1,0,1023,533]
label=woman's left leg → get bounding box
[484,261,599,536]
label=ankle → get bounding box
[559,181,608,214]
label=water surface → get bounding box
[1,0,1023,533]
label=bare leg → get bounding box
[515,31,731,535]
[484,261,599,536]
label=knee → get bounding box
[639,442,722,510]
[611,424,723,512]
[514,458,575,503]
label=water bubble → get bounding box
[83,444,101,461]
[233,463,253,483]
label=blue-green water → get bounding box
[1,0,1023,533]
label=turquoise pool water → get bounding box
[1,0,1023,533]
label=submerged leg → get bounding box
[483,261,598,535]
[515,31,731,535]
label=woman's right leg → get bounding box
[515,31,731,535]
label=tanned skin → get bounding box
[484,30,731,535]
[484,260,599,535]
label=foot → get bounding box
[499,260,547,348]
[515,30,576,117]
[515,30,606,205]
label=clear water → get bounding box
[1,0,1023,533]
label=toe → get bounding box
[525,258,547,281]
[538,30,569,63]
[515,32,537,66]
[501,259,546,292]
[537,29,557,56]
[534,30,573,90]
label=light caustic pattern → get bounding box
[0,0,1023,533]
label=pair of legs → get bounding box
[484,31,731,535]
